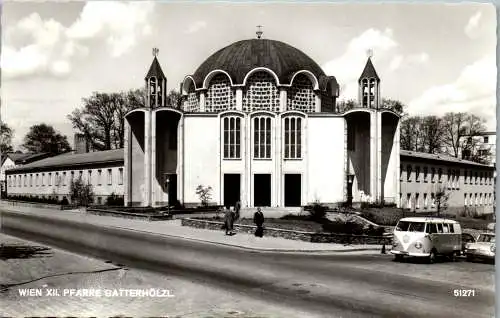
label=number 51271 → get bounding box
[453,289,476,297]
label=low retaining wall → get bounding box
[0,199,76,210]
[86,208,172,221]
[181,218,392,245]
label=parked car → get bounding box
[464,232,496,262]
[461,233,477,255]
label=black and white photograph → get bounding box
[0,1,496,317]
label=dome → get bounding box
[191,39,328,89]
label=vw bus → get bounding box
[391,217,462,263]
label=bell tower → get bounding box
[145,48,167,108]
[358,50,380,109]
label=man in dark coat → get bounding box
[253,207,264,237]
[234,200,241,221]
[224,208,235,235]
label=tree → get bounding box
[166,90,181,108]
[441,112,469,158]
[380,98,405,114]
[112,89,146,149]
[22,124,71,154]
[434,186,450,217]
[336,99,357,112]
[400,116,426,152]
[68,92,124,151]
[195,185,213,207]
[441,112,487,161]
[70,177,94,206]
[457,114,489,163]
[0,123,14,153]
[69,88,181,151]
[421,116,444,154]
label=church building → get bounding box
[124,34,401,208]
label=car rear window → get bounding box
[478,234,496,243]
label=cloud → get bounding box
[2,2,155,80]
[389,53,428,71]
[66,1,155,57]
[389,55,403,71]
[322,28,398,99]
[184,21,207,34]
[465,11,482,38]
[408,54,496,129]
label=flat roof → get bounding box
[7,149,124,173]
[400,150,494,168]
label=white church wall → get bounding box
[381,114,399,204]
[307,117,345,204]
[183,116,220,206]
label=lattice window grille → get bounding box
[243,72,280,112]
[184,92,199,112]
[287,75,315,112]
[206,75,236,112]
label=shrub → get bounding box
[60,197,69,205]
[365,224,386,236]
[322,221,364,235]
[308,203,328,221]
[106,193,124,206]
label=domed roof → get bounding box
[191,39,327,88]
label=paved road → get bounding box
[1,211,495,318]
[0,233,322,317]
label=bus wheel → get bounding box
[427,250,436,264]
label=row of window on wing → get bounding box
[223,117,302,160]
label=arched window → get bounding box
[206,74,235,112]
[254,116,272,159]
[284,116,302,159]
[287,74,315,112]
[243,72,279,112]
[223,116,241,159]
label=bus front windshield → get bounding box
[395,221,426,232]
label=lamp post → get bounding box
[347,174,354,207]
[165,175,170,215]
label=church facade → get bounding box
[124,38,401,208]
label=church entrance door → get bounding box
[284,174,301,207]
[254,174,271,207]
[223,174,240,208]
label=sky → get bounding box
[1,1,496,150]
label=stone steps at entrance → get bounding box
[238,207,303,219]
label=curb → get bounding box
[0,207,391,254]
[103,224,389,254]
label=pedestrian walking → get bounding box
[253,207,264,237]
[234,200,241,221]
[224,207,235,235]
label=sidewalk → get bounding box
[0,203,390,254]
